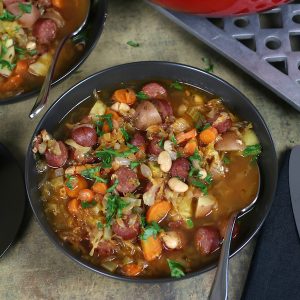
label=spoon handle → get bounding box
[29,36,68,119]
[209,212,238,300]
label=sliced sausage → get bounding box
[71,126,97,147]
[112,214,140,240]
[37,0,52,8]
[142,82,167,99]
[3,0,22,6]
[7,2,41,28]
[131,132,146,148]
[69,148,97,164]
[94,240,117,257]
[169,157,190,180]
[45,141,68,168]
[212,113,232,134]
[214,132,245,152]
[114,166,140,194]
[33,18,57,44]
[147,136,162,156]
[134,101,162,130]
[168,219,183,229]
[194,226,220,255]
[151,99,173,119]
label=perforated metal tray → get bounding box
[148,1,300,111]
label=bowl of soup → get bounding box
[0,0,107,104]
[25,61,277,281]
[150,0,290,16]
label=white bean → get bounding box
[168,177,188,193]
[157,151,172,172]
[177,104,187,116]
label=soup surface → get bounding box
[0,0,88,99]
[32,80,261,278]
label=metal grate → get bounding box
[148,1,300,111]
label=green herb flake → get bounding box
[140,222,162,240]
[201,123,211,131]
[97,221,103,230]
[0,59,16,71]
[136,91,149,100]
[18,2,32,14]
[127,40,140,47]
[120,127,130,142]
[189,150,201,163]
[130,161,140,169]
[204,174,213,185]
[158,138,164,149]
[65,175,77,190]
[0,10,16,21]
[202,57,214,73]
[28,49,38,56]
[140,216,147,228]
[170,134,177,145]
[243,144,262,158]
[81,166,107,183]
[167,259,185,278]
[170,81,183,91]
[107,179,119,193]
[14,46,26,55]
[191,179,208,195]
[223,156,231,165]
[105,194,129,225]
[81,200,97,209]
[186,218,194,229]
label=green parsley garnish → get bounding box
[167,259,185,278]
[202,57,214,73]
[191,179,209,195]
[189,150,201,163]
[243,144,262,158]
[204,174,213,185]
[170,134,177,145]
[95,114,113,136]
[140,216,147,228]
[140,222,162,240]
[170,81,183,91]
[188,166,203,178]
[107,179,119,193]
[201,123,211,131]
[81,200,97,209]
[158,138,164,149]
[14,46,26,55]
[223,156,231,165]
[105,194,129,225]
[127,40,140,47]
[65,175,77,190]
[81,166,107,183]
[18,2,32,14]
[136,91,149,100]
[28,49,38,56]
[0,59,16,71]
[0,10,16,21]
[130,161,140,169]
[186,218,194,228]
[97,221,103,229]
[120,127,130,142]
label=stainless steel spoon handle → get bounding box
[29,36,68,119]
[209,212,238,300]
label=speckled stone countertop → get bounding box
[1,0,300,299]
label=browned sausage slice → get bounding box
[33,18,57,44]
[94,240,117,257]
[114,166,140,194]
[194,226,220,255]
[71,126,97,147]
[131,132,146,147]
[169,157,190,180]
[151,99,173,119]
[147,136,162,156]
[112,214,140,240]
[45,141,68,168]
[142,82,167,99]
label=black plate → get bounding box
[1,0,108,105]
[25,61,278,282]
[0,144,25,258]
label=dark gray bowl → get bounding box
[1,0,107,105]
[25,61,278,282]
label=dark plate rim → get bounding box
[25,61,278,283]
[0,0,108,106]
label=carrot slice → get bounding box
[65,175,88,198]
[112,88,136,105]
[102,108,121,132]
[122,263,144,277]
[141,235,162,261]
[67,198,80,215]
[183,138,198,156]
[199,127,218,144]
[0,75,23,92]
[14,60,29,75]
[146,201,172,223]
[176,128,197,144]
[78,189,95,202]
[92,182,107,195]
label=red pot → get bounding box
[151,0,291,16]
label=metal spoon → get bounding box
[29,1,91,119]
[209,168,261,300]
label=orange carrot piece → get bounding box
[112,88,136,105]
[52,0,64,8]
[141,235,162,261]
[14,60,29,75]
[65,175,88,198]
[106,108,121,121]
[0,75,23,92]
[78,189,95,202]
[183,138,198,156]
[176,128,197,144]
[122,263,144,277]
[67,198,80,215]
[199,127,218,144]
[92,182,107,195]
[146,201,172,223]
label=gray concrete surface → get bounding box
[1,0,300,299]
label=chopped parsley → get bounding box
[204,173,213,185]
[105,194,129,225]
[167,259,185,278]
[14,46,26,55]
[18,2,32,14]
[186,218,194,228]
[136,91,149,100]
[95,114,113,136]
[188,150,201,163]
[65,175,77,190]
[0,59,16,71]
[243,144,262,159]
[158,138,164,149]
[223,155,231,165]
[97,221,103,229]
[202,57,214,73]
[81,166,107,183]
[127,40,140,47]
[120,127,130,142]
[130,161,140,169]
[191,179,209,195]
[201,123,211,131]
[188,166,203,178]
[81,200,97,209]
[140,215,147,228]
[107,179,119,193]
[0,10,16,21]
[170,134,177,145]
[140,221,162,240]
[170,81,183,91]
